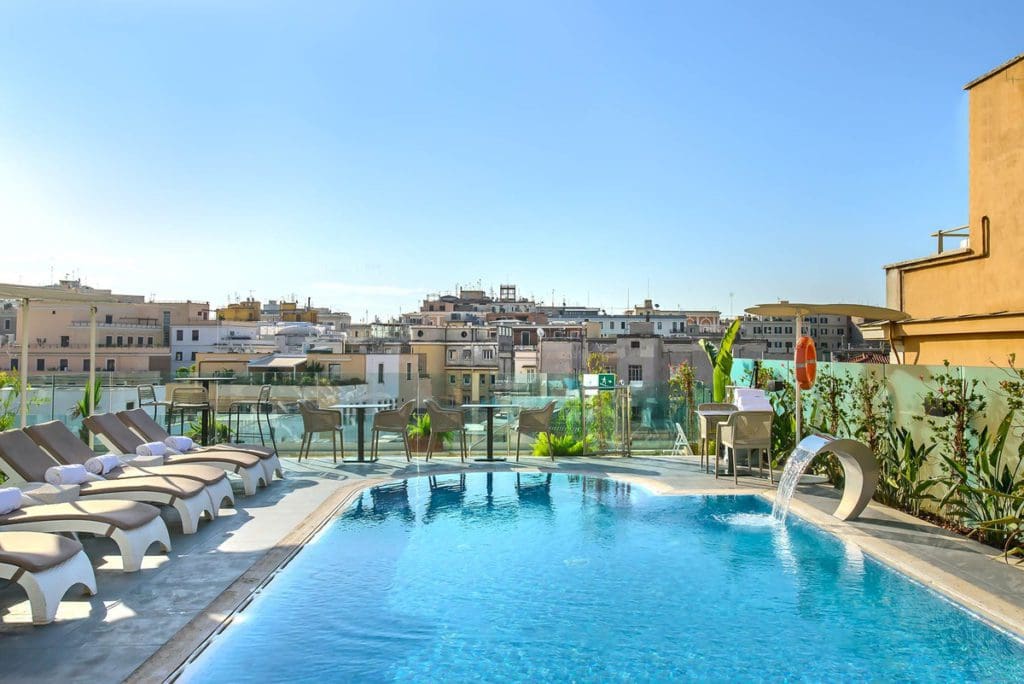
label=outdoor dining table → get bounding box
[461,403,520,462]
[328,403,391,462]
[695,407,736,474]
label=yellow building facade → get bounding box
[216,299,261,322]
[883,53,1024,366]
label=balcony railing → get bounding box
[931,226,970,254]
[70,320,161,329]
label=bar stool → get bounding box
[227,385,277,452]
[137,384,171,421]
[167,386,211,439]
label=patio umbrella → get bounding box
[743,302,909,443]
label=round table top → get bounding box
[328,403,392,409]
[178,377,236,382]
[461,403,522,409]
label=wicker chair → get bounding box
[298,400,344,463]
[698,402,736,473]
[227,385,277,452]
[167,386,211,438]
[716,410,774,484]
[424,399,467,462]
[371,401,414,462]
[137,384,171,420]
[508,401,556,461]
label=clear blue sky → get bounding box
[2,1,1021,320]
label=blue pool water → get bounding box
[184,473,1024,682]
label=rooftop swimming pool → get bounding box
[182,472,1024,682]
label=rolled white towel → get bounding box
[84,454,123,475]
[164,436,195,452]
[44,464,94,486]
[136,441,169,457]
[0,487,23,515]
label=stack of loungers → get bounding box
[0,412,283,624]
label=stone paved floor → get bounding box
[0,453,1021,683]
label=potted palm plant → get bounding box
[407,413,453,453]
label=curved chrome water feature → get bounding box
[771,433,879,522]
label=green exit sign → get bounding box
[598,373,616,390]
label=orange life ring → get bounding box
[795,336,817,390]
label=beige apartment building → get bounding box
[2,280,208,375]
[409,324,498,406]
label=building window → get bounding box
[176,329,183,341]
[127,336,134,346]
[116,336,123,346]
[106,359,115,371]
[104,314,112,324]
[190,352,197,361]
[378,363,384,384]
[449,374,456,384]
[175,352,183,361]
[60,336,70,347]
[449,350,457,360]
[628,365,642,382]
[36,358,45,371]
[191,330,199,341]
[82,359,89,372]
[785,327,792,334]
[59,359,68,371]
[3,320,9,330]
[630,340,640,349]
[147,337,153,346]
[490,374,496,384]
[406,363,412,381]
[9,358,16,370]
[462,349,471,360]
[657,322,662,330]
[479,375,486,384]
[463,374,471,386]
[521,331,530,345]
[620,322,625,330]
[105,335,112,346]
[483,349,493,360]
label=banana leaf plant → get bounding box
[699,319,741,403]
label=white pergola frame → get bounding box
[744,301,909,442]
[0,283,136,429]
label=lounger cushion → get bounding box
[0,500,161,531]
[110,464,228,486]
[0,531,83,573]
[164,451,262,469]
[79,476,206,499]
[202,444,275,458]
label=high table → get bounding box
[329,403,391,462]
[461,404,520,462]
[694,408,736,474]
[179,377,235,446]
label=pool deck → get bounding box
[1,453,1022,683]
